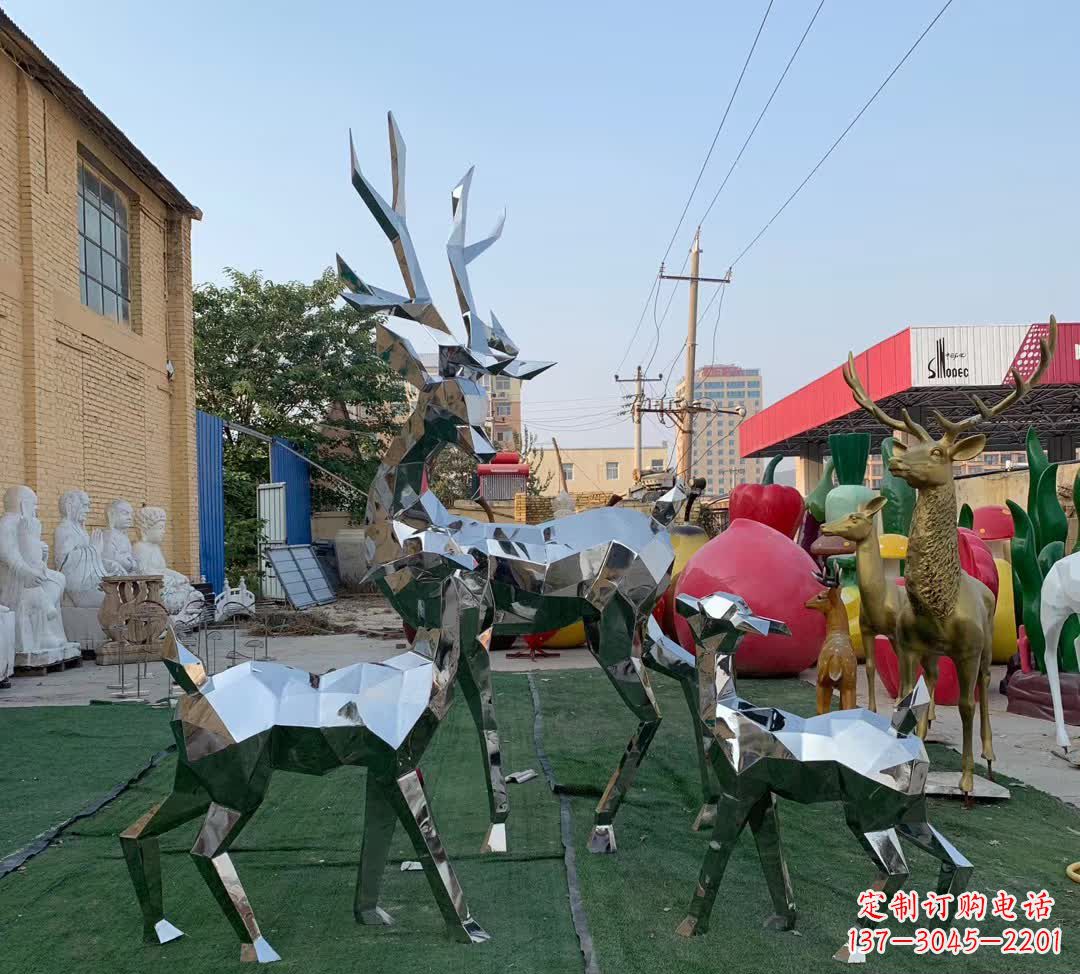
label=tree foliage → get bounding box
[194,268,404,577]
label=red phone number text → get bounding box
[847,926,1062,956]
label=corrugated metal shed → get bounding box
[195,410,225,594]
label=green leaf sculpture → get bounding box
[761,456,782,485]
[879,437,916,537]
[805,458,835,524]
[1008,500,1047,670]
[828,433,871,486]
[1074,467,1080,554]
[1025,426,1050,542]
[1034,463,1067,552]
[958,503,974,530]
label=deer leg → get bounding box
[860,626,878,713]
[676,792,757,937]
[834,813,909,962]
[456,635,509,853]
[119,764,210,944]
[384,768,489,944]
[816,681,833,715]
[680,676,719,831]
[978,625,996,774]
[585,606,663,854]
[922,655,940,731]
[190,803,279,963]
[897,820,972,901]
[747,792,796,931]
[897,648,923,737]
[955,654,979,796]
[354,772,398,926]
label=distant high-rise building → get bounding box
[411,354,522,449]
[675,364,763,495]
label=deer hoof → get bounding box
[587,824,616,854]
[959,769,974,795]
[675,915,704,937]
[763,912,796,931]
[151,919,184,944]
[456,917,491,944]
[239,937,281,963]
[356,906,394,927]
[480,822,507,854]
[691,803,717,832]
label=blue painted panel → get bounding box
[271,438,312,545]
[196,410,226,594]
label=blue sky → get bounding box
[10,1,1078,448]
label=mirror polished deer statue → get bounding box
[341,113,716,855]
[120,580,491,964]
[842,318,1058,795]
[672,592,971,955]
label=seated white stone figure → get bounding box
[98,499,138,575]
[0,486,80,667]
[55,489,108,608]
[133,506,204,630]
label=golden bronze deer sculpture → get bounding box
[842,317,1058,796]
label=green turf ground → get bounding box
[1,670,1078,974]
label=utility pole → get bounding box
[615,365,662,481]
[659,228,731,483]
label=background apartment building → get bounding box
[675,364,763,495]
[414,353,522,449]
[0,14,201,574]
[534,443,670,497]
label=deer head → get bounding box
[820,495,888,544]
[805,560,843,613]
[338,112,554,467]
[842,318,1058,489]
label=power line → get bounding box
[729,0,957,269]
[619,0,774,374]
[697,0,827,230]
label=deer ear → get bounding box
[889,437,907,455]
[950,433,986,462]
[863,495,888,517]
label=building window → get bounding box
[496,377,511,391]
[78,162,130,325]
[605,461,619,480]
[650,458,664,470]
[562,463,574,482]
[495,403,511,417]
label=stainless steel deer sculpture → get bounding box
[671,592,972,956]
[120,578,491,963]
[341,113,717,855]
[843,318,1057,794]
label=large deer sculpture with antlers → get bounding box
[842,318,1058,795]
[341,113,715,856]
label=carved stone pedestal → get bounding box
[95,575,169,666]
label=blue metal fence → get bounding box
[196,410,226,594]
[271,438,313,546]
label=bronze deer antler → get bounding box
[841,354,931,441]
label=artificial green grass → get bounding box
[0,703,174,856]
[0,676,580,974]
[537,670,1080,974]
[3,671,1080,974]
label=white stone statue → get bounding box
[98,499,138,575]
[133,506,204,630]
[0,486,80,667]
[54,489,108,608]
[0,605,14,687]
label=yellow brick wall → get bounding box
[0,50,198,575]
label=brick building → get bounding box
[0,13,201,574]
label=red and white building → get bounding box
[739,321,1080,491]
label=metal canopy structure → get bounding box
[741,321,1080,461]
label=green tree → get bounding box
[194,268,404,577]
[515,426,554,496]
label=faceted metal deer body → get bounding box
[671,593,971,948]
[842,318,1058,794]
[119,579,490,964]
[343,114,714,855]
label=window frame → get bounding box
[605,461,620,481]
[562,463,574,482]
[77,157,132,326]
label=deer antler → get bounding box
[339,112,450,334]
[842,353,932,442]
[931,316,1058,442]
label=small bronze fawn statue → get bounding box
[842,317,1058,795]
[806,562,858,714]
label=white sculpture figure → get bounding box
[1040,551,1080,760]
[99,499,138,574]
[0,605,14,686]
[132,506,204,630]
[215,576,256,623]
[54,490,108,608]
[0,486,80,667]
